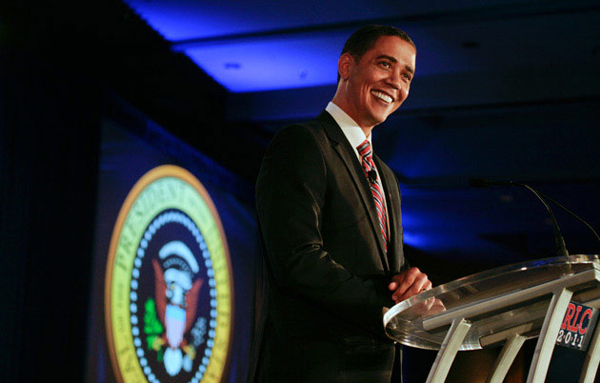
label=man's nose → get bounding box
[386,70,402,90]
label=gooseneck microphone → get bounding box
[469,178,569,256]
[468,179,516,188]
[529,188,600,244]
[470,179,600,245]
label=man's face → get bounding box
[339,35,416,130]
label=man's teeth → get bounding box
[372,91,392,103]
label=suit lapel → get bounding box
[317,112,390,272]
[374,155,402,273]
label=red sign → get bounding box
[556,301,598,351]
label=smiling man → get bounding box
[248,25,431,383]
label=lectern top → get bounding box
[384,254,600,350]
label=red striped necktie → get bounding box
[357,139,388,252]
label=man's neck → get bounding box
[328,100,373,138]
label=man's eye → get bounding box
[379,61,391,68]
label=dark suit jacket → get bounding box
[248,111,407,383]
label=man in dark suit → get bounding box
[248,25,431,383]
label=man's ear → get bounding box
[338,53,354,81]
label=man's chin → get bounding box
[371,107,399,126]
[369,115,391,127]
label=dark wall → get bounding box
[2,0,265,182]
[0,54,101,382]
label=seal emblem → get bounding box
[105,165,233,383]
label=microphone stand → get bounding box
[513,182,569,256]
[532,188,600,244]
[469,179,571,256]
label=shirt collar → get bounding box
[325,102,372,160]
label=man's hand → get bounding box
[388,267,432,303]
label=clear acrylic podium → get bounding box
[384,254,600,383]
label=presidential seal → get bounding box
[105,165,233,383]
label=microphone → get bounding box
[469,178,569,256]
[368,170,378,183]
[532,189,600,244]
[470,179,600,244]
[468,178,515,188]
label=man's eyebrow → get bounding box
[376,54,397,63]
[376,54,415,74]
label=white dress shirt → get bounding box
[325,102,390,230]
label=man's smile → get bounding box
[371,90,394,104]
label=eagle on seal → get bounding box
[151,241,203,376]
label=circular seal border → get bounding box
[105,165,234,383]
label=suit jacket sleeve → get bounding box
[256,124,396,337]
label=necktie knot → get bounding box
[357,140,375,176]
[357,139,372,159]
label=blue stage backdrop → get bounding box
[85,107,260,383]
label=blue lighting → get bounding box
[120,1,347,92]
[180,34,344,92]
[125,0,250,40]
[122,1,444,93]
[124,0,408,42]
[402,230,428,249]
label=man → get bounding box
[248,25,431,383]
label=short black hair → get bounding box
[337,25,415,82]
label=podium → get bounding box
[384,254,600,383]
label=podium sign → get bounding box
[544,302,600,383]
[384,255,600,383]
[557,302,599,351]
